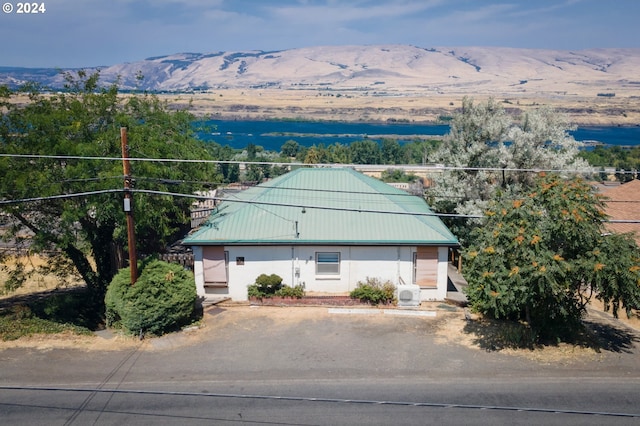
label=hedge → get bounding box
[105,259,197,336]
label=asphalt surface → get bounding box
[1,305,639,425]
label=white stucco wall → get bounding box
[192,245,451,302]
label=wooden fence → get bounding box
[158,253,194,269]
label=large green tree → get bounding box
[349,139,382,164]
[463,173,640,340]
[428,98,590,221]
[0,72,218,304]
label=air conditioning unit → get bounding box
[397,285,421,307]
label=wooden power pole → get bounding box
[121,127,138,284]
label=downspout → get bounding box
[291,246,295,287]
[397,247,401,285]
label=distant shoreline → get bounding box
[202,115,640,129]
[164,89,640,127]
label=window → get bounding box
[316,252,340,275]
[203,247,229,287]
[413,247,438,288]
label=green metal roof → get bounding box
[184,167,458,246]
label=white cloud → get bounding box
[268,0,443,23]
[0,0,637,67]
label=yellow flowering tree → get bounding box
[464,173,640,340]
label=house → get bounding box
[183,167,459,302]
[601,179,640,245]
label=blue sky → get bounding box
[1,0,639,68]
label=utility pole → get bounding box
[121,127,138,284]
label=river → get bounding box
[196,120,640,151]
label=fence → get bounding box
[158,253,194,269]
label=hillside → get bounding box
[2,45,639,96]
[2,45,640,125]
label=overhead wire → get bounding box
[1,154,639,220]
[4,187,639,222]
[0,189,122,205]
[1,152,637,175]
[132,188,484,218]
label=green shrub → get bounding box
[105,260,197,336]
[350,277,396,305]
[275,284,305,298]
[247,273,305,298]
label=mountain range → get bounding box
[2,45,640,97]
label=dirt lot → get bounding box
[1,301,638,369]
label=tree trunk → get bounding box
[110,241,125,274]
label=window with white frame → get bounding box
[316,252,340,275]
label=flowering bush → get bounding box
[464,174,640,341]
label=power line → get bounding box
[133,176,223,186]
[2,152,637,174]
[9,166,637,204]
[0,189,121,205]
[2,187,640,223]
[59,176,124,183]
[131,189,484,219]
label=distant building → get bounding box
[183,168,458,303]
[386,180,425,196]
[190,190,218,229]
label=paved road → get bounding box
[1,305,639,425]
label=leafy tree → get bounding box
[280,140,300,157]
[402,139,440,165]
[206,143,240,183]
[349,139,381,164]
[380,169,418,183]
[0,71,218,305]
[218,161,240,183]
[246,142,258,161]
[463,173,640,341]
[381,139,403,164]
[428,98,590,222]
[242,164,263,183]
[243,161,288,183]
[327,142,351,164]
[303,144,331,164]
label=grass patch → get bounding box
[0,289,99,341]
[0,304,93,341]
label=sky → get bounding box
[1,0,639,68]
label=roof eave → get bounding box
[183,239,459,246]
